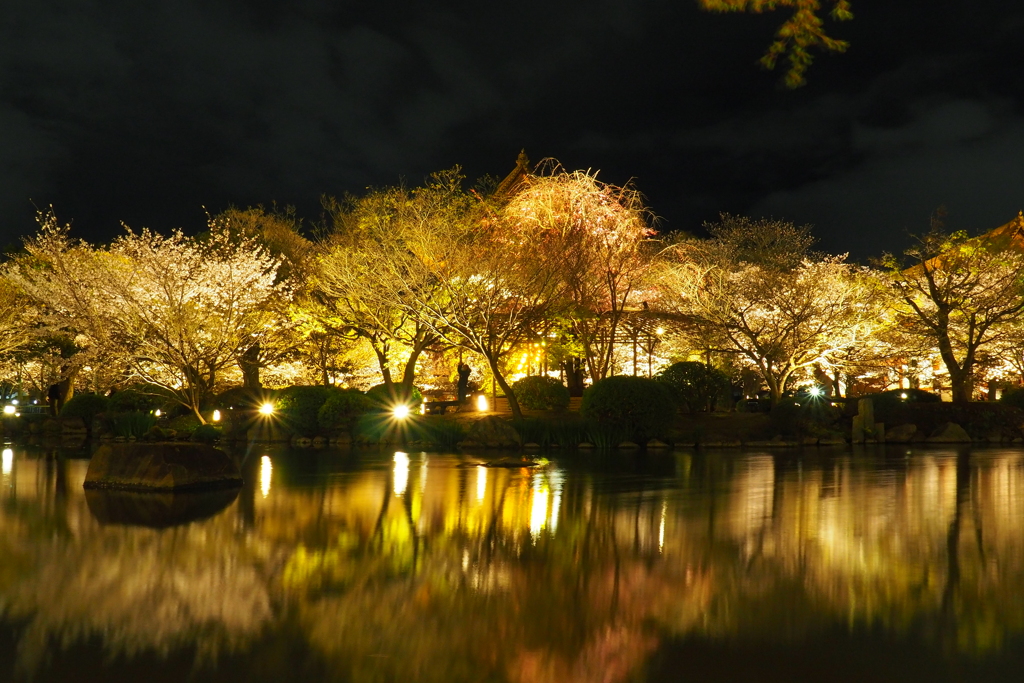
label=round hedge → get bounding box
[511,375,570,411]
[656,361,730,413]
[276,385,339,437]
[579,376,676,442]
[106,388,158,413]
[318,389,375,433]
[60,393,109,422]
[365,384,423,411]
[1000,386,1024,410]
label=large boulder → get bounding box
[887,423,918,443]
[460,416,522,449]
[927,422,971,443]
[84,443,242,491]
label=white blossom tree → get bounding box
[13,214,288,421]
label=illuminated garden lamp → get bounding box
[900,392,908,400]
[808,386,824,398]
[212,409,221,422]
[154,409,162,417]
[259,402,275,416]
[2,405,15,416]
[476,394,489,412]
[392,404,411,420]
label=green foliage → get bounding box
[365,384,423,411]
[167,414,201,438]
[1000,386,1024,410]
[277,385,339,437]
[656,362,730,413]
[106,388,158,414]
[318,389,374,434]
[110,411,157,438]
[213,386,269,410]
[60,393,109,422]
[191,424,223,443]
[418,419,467,450]
[580,376,676,443]
[511,376,570,411]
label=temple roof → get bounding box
[493,150,531,198]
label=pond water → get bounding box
[2,443,1024,682]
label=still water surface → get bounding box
[2,444,1024,682]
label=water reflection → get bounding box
[2,446,1024,681]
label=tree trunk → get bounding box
[487,355,522,420]
[562,357,585,397]
[400,342,429,391]
[949,368,973,403]
[240,343,262,389]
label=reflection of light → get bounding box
[2,405,14,415]
[659,501,667,553]
[476,395,488,412]
[260,456,272,497]
[394,452,409,496]
[530,482,549,539]
[259,403,275,415]
[550,488,561,534]
[2,448,12,475]
[212,409,221,422]
[476,465,487,502]
[393,404,410,419]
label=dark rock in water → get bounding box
[927,422,971,443]
[84,443,242,491]
[886,423,918,443]
[85,487,239,528]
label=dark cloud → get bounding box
[1,0,1022,258]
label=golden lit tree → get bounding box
[881,213,1024,403]
[698,0,853,87]
[658,217,885,404]
[502,165,656,384]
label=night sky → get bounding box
[1,0,1022,260]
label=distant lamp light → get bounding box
[259,403,275,416]
[212,409,221,422]
[900,392,908,400]
[2,405,15,415]
[10,399,17,405]
[476,394,489,412]
[808,386,824,397]
[154,409,162,417]
[655,327,665,336]
[393,404,410,420]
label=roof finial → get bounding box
[516,149,530,171]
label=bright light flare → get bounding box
[260,456,272,497]
[392,404,410,419]
[808,386,824,397]
[259,403,275,415]
[212,409,221,422]
[2,405,14,415]
[476,394,489,412]
[154,409,162,417]
[900,392,908,399]
[2,448,12,475]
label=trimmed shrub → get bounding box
[656,362,730,413]
[1000,386,1024,410]
[277,386,338,437]
[769,396,840,437]
[365,384,423,412]
[107,388,158,414]
[60,393,109,422]
[318,389,375,434]
[214,386,269,410]
[512,376,570,411]
[580,376,676,444]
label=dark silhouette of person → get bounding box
[47,383,62,417]
[457,363,472,403]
